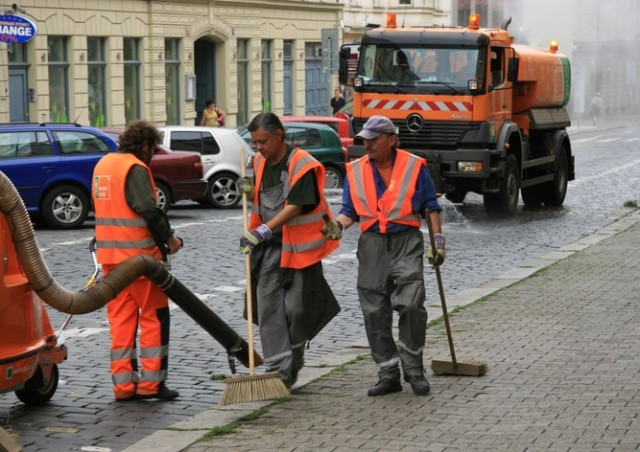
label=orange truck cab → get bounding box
[339,13,574,217]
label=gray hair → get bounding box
[247,112,285,135]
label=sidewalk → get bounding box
[129,211,640,452]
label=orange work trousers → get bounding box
[104,265,170,399]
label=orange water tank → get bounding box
[512,43,571,113]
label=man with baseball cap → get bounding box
[323,114,446,396]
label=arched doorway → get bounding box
[194,38,216,126]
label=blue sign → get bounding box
[0,14,37,44]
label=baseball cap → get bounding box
[355,115,397,140]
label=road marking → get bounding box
[573,158,640,185]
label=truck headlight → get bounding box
[458,161,483,172]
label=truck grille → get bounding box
[353,119,478,149]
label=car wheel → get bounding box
[205,172,241,208]
[324,166,344,189]
[155,181,171,213]
[15,365,59,406]
[41,185,89,229]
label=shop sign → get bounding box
[0,14,37,44]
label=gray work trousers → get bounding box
[356,229,427,381]
[255,242,306,387]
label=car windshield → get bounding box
[358,44,485,93]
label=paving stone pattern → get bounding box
[186,221,640,452]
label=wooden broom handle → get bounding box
[425,212,458,367]
[241,149,255,375]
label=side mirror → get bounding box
[339,47,350,85]
[507,57,519,83]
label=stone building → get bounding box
[0,0,343,127]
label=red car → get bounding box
[280,115,354,149]
[100,129,207,212]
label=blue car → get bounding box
[0,123,117,229]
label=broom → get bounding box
[425,213,487,377]
[220,150,290,405]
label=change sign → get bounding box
[0,14,37,44]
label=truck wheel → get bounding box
[483,154,519,217]
[15,365,59,406]
[541,147,569,206]
[446,190,467,204]
[205,172,241,208]
[324,166,344,189]
[155,181,172,213]
[41,185,89,229]
[521,186,543,206]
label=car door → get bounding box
[0,130,57,211]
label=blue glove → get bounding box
[240,223,272,254]
[426,233,446,266]
[236,176,254,198]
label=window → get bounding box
[7,42,27,63]
[87,38,107,127]
[237,39,249,125]
[283,40,294,115]
[0,131,52,159]
[53,130,111,155]
[48,37,69,123]
[399,0,411,4]
[169,131,220,155]
[165,39,180,124]
[123,38,141,123]
[261,40,272,112]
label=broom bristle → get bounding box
[431,358,488,376]
[220,371,290,405]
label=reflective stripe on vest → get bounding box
[250,148,339,269]
[92,153,162,264]
[346,149,424,233]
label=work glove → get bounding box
[236,176,254,199]
[240,223,272,254]
[321,214,344,240]
[426,233,446,266]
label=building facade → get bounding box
[0,0,343,128]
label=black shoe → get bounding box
[137,383,179,401]
[405,375,430,396]
[367,379,402,397]
[115,393,139,402]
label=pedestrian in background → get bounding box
[326,115,445,397]
[237,112,340,388]
[200,99,226,127]
[92,120,183,401]
[589,92,604,127]
[330,88,346,115]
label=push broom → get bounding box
[220,150,290,405]
[425,213,487,377]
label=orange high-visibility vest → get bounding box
[92,153,162,265]
[346,149,424,233]
[249,148,339,269]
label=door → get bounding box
[305,43,329,116]
[9,69,29,123]
[194,39,216,126]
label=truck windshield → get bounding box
[357,45,485,94]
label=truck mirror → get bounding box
[507,57,519,83]
[339,47,350,85]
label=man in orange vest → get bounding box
[327,115,445,396]
[92,120,183,401]
[237,112,340,388]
